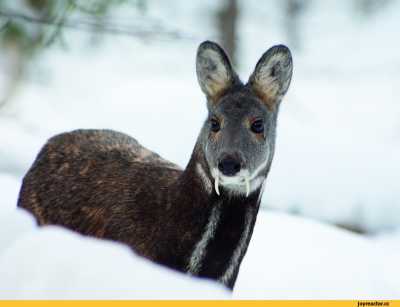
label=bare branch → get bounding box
[0,8,196,41]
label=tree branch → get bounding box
[0,8,196,41]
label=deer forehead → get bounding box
[211,92,269,120]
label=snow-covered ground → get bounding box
[0,0,399,299]
[235,212,400,299]
[1,174,399,299]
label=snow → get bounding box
[235,212,400,299]
[0,175,399,299]
[0,227,230,299]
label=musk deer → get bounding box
[18,41,293,289]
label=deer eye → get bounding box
[210,118,220,132]
[250,119,264,134]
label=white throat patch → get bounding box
[186,202,222,275]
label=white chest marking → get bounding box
[219,207,253,285]
[186,202,222,275]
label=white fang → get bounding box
[219,207,253,286]
[214,175,220,196]
[245,177,250,197]
[186,202,222,275]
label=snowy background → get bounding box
[0,0,399,299]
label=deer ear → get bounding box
[196,41,237,102]
[248,45,293,110]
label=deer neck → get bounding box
[173,142,263,289]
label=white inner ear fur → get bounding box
[197,48,231,98]
[252,53,291,103]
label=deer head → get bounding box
[195,41,293,197]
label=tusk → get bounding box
[245,177,250,197]
[214,175,220,196]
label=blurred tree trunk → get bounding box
[354,0,392,17]
[284,0,306,51]
[216,0,238,66]
[0,44,25,109]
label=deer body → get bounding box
[18,41,293,289]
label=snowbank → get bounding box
[0,225,230,299]
[235,212,400,299]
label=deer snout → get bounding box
[218,154,242,176]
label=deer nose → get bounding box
[218,156,241,176]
